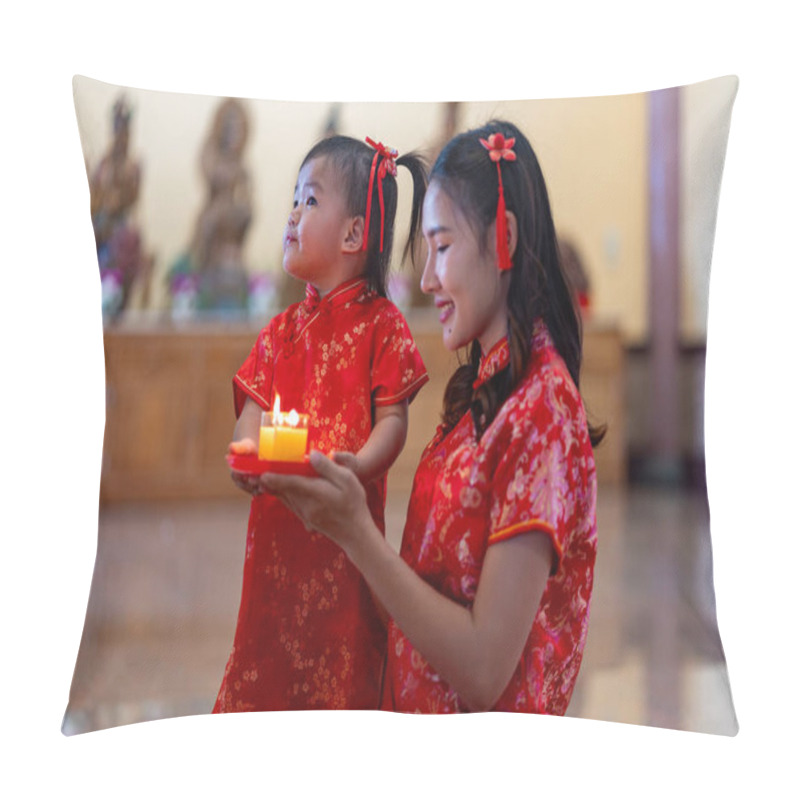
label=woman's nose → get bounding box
[420,252,439,294]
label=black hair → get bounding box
[300,135,428,297]
[432,120,606,447]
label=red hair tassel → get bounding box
[480,133,516,271]
[363,137,398,253]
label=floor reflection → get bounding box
[567,485,736,734]
[62,484,737,736]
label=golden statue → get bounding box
[90,96,149,316]
[189,97,253,311]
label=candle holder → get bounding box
[259,408,309,462]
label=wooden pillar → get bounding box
[647,87,683,484]
[645,87,684,730]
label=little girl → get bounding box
[213,136,429,712]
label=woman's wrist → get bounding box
[342,511,388,573]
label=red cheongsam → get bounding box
[214,277,428,712]
[382,318,597,714]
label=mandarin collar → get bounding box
[473,336,510,390]
[472,318,549,390]
[304,277,369,312]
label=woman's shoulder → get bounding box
[531,321,581,390]
[479,356,588,472]
[528,351,584,414]
[508,333,586,431]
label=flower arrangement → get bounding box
[247,272,278,320]
[166,253,200,321]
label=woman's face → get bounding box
[420,181,511,354]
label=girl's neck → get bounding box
[310,273,366,299]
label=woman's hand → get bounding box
[228,437,264,496]
[261,450,375,551]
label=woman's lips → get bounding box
[437,300,454,325]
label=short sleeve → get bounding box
[232,323,276,418]
[371,303,428,407]
[487,373,587,575]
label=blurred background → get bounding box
[63,75,738,735]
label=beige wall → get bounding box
[681,76,738,342]
[73,75,735,343]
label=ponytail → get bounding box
[395,152,429,268]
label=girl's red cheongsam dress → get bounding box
[382,318,597,714]
[214,278,428,712]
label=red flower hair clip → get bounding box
[480,133,516,270]
[363,136,399,253]
[480,133,517,162]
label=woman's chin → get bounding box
[441,326,466,352]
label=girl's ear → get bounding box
[505,210,519,262]
[342,216,365,253]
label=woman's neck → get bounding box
[477,315,510,357]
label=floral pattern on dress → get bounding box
[383,318,597,715]
[214,278,428,712]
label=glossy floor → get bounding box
[62,483,737,736]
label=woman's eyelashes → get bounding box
[426,238,449,256]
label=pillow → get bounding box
[63,74,738,735]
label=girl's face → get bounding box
[283,157,357,292]
[420,181,511,354]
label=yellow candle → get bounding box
[273,425,308,461]
[258,425,276,460]
[259,397,309,462]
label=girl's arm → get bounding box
[229,396,263,495]
[232,395,262,443]
[262,452,554,712]
[336,400,408,484]
[333,400,408,629]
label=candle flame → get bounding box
[271,393,301,427]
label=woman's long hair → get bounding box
[301,136,428,297]
[433,120,606,447]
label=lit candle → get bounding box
[258,394,309,462]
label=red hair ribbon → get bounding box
[363,136,398,253]
[479,133,516,271]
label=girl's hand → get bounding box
[261,451,374,551]
[331,451,362,479]
[229,438,257,455]
[228,437,264,496]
